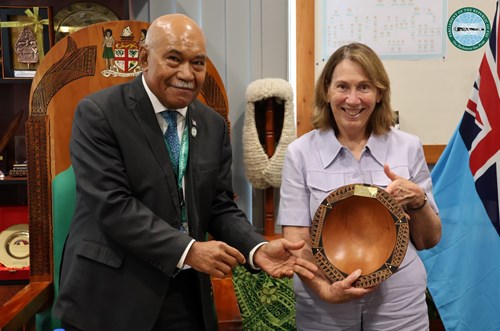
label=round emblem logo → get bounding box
[447,7,491,51]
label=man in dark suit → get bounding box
[53,13,316,331]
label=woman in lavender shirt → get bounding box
[278,42,442,330]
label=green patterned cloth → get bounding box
[232,266,296,331]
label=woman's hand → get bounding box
[383,164,442,249]
[317,269,376,303]
[384,164,426,210]
[282,226,374,304]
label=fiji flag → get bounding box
[419,2,500,330]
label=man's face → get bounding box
[140,25,207,109]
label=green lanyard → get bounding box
[165,124,189,228]
[177,125,189,227]
[176,125,189,186]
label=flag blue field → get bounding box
[419,2,500,330]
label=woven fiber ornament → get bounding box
[243,78,295,189]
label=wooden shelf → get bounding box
[0,281,53,331]
[0,175,27,183]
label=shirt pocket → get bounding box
[370,166,411,188]
[307,171,345,214]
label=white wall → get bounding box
[314,0,496,144]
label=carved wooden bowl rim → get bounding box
[310,183,410,288]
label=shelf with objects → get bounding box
[0,176,29,284]
[0,72,29,287]
[0,2,127,329]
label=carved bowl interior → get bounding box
[322,196,396,275]
[311,184,409,288]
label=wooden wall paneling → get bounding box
[423,144,446,165]
[295,0,314,137]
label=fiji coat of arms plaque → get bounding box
[101,25,146,78]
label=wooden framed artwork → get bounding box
[0,6,53,79]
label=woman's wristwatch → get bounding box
[407,193,428,212]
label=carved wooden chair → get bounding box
[0,20,236,330]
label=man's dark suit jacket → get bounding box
[53,75,265,330]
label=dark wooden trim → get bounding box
[0,281,52,331]
[212,277,242,330]
[423,144,446,164]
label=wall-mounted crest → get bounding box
[101,25,147,78]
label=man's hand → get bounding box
[253,238,318,279]
[185,241,245,278]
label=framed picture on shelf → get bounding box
[0,6,53,79]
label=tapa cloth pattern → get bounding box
[232,265,296,330]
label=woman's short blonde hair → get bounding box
[312,42,396,135]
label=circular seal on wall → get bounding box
[447,7,491,51]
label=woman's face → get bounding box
[327,59,381,138]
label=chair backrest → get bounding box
[22,20,230,330]
[27,20,151,284]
